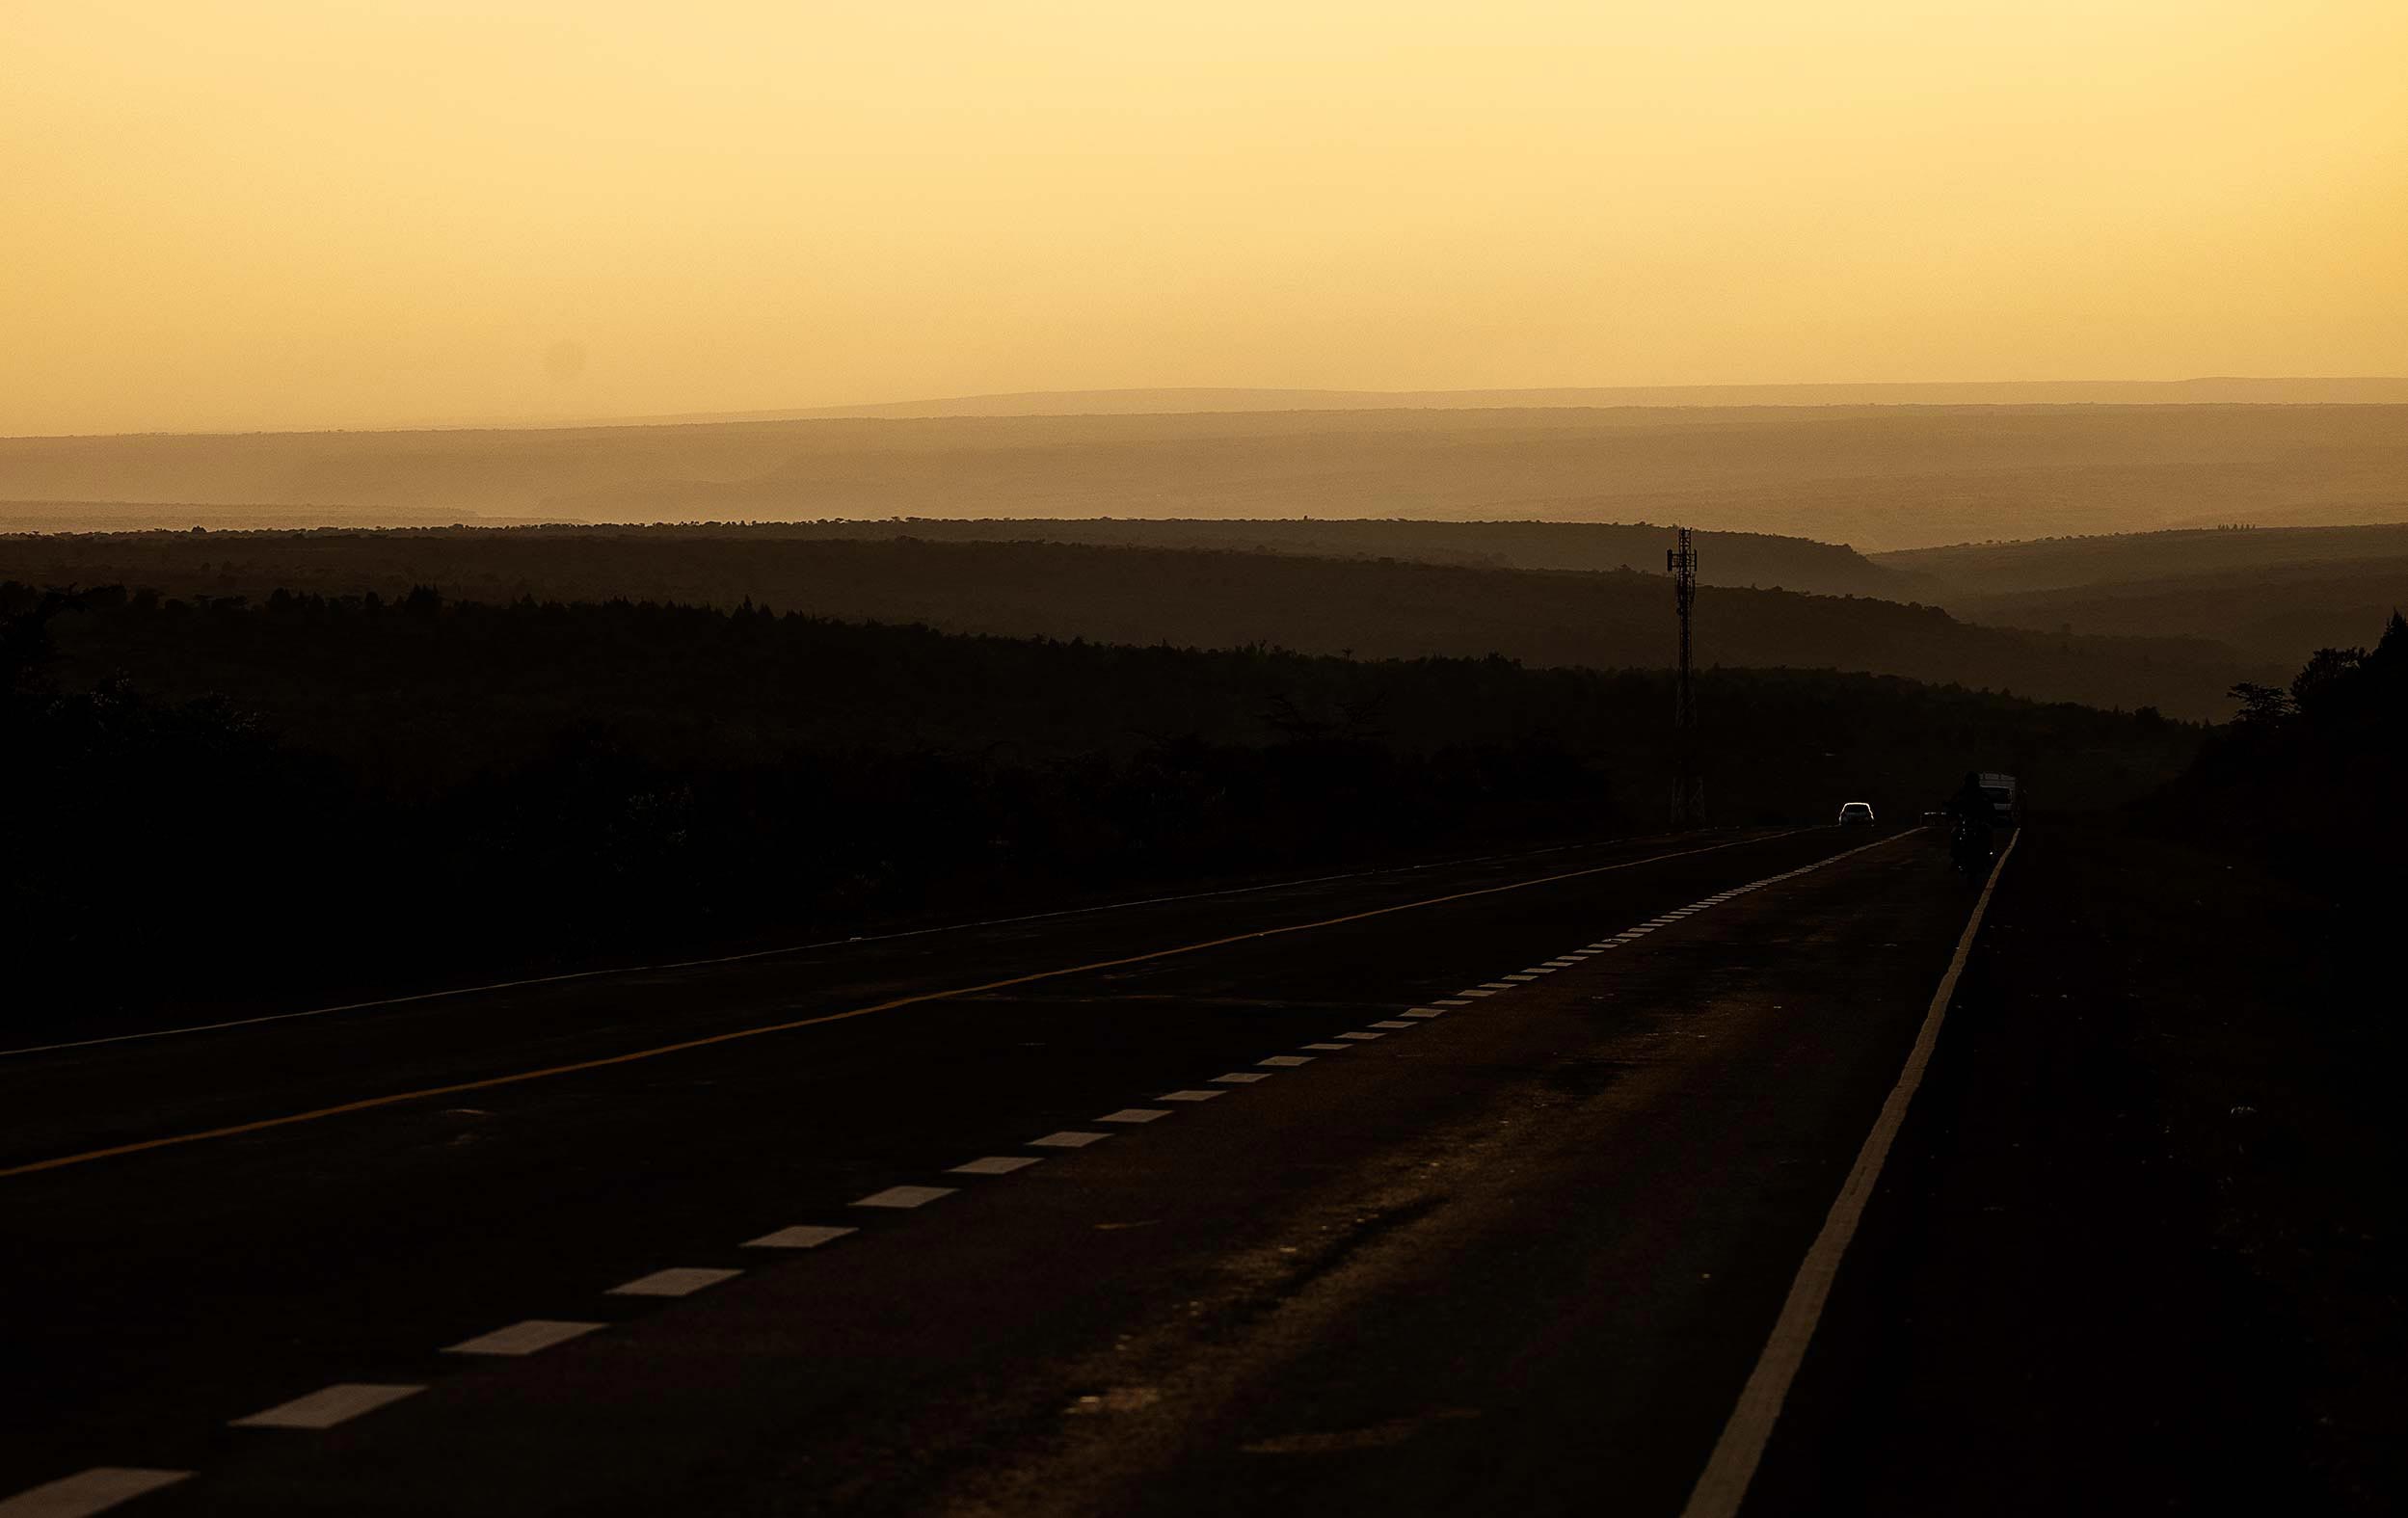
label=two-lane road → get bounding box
[1,824,1992,1517]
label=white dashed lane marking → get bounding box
[852,1185,955,1210]
[746,1225,857,1249]
[950,1157,1041,1175]
[443,1319,602,1357]
[231,1383,423,1429]
[0,833,1897,1518]
[0,1468,190,1518]
[608,1267,740,1297]
[727,840,1898,1302]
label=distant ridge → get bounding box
[618,378,2408,426]
[11,400,2408,552]
[19,379,2408,440]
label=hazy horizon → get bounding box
[10,377,2408,442]
[12,2,2405,437]
[12,401,2405,553]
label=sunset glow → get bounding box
[8,1,2404,434]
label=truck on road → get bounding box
[1974,772,2021,828]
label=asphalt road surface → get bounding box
[2,824,1999,1517]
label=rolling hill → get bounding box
[8,402,2406,553]
[0,526,2263,717]
[220,518,1906,599]
[1875,524,2408,666]
[629,378,2408,424]
[1873,523,2408,593]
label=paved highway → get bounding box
[1,824,2001,1517]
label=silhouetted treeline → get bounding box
[428,519,1913,598]
[1878,523,2408,596]
[0,526,2263,715]
[2147,611,2408,898]
[4,582,2199,1025]
[1944,561,2408,668]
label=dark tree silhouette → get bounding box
[3,579,2205,1030]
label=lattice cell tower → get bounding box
[1668,526,1704,828]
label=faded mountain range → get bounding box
[8,395,2408,552]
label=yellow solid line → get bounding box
[5,831,1815,1182]
[1678,828,2020,1518]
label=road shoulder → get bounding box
[1749,822,2402,1515]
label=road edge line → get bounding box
[1678,828,2020,1518]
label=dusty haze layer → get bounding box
[547,379,2408,427]
[7,402,2405,553]
[9,3,2406,435]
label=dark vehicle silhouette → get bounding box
[1837,801,1876,827]
[1973,771,2020,827]
[1950,816,1996,877]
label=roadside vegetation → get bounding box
[2,580,2196,1027]
[1956,610,2408,1514]
[2152,608,2407,896]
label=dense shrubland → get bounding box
[3,582,2199,1022]
[2151,610,2408,900]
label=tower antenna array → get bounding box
[1669,527,1704,828]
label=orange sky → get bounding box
[7,1,2406,436]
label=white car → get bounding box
[1836,801,1876,827]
